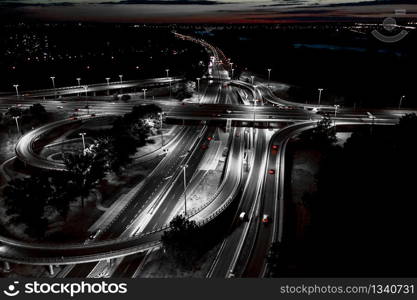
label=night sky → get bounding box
[0,1,416,23]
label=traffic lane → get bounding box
[191,128,243,221]
[0,231,163,264]
[66,262,98,278]
[6,78,183,98]
[2,98,404,124]
[210,130,267,278]
[112,253,145,278]
[140,128,215,232]
[65,127,193,279]
[101,127,200,239]
[242,137,278,277]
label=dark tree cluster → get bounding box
[288,114,417,276]
[0,103,48,131]
[3,173,77,238]
[103,104,162,173]
[161,215,204,269]
[298,115,337,149]
[172,82,194,101]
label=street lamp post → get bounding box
[267,68,271,87]
[76,78,81,96]
[399,95,405,109]
[166,69,171,98]
[231,68,235,79]
[50,76,56,89]
[84,86,89,114]
[334,104,340,118]
[13,116,20,134]
[105,77,110,96]
[318,88,324,106]
[367,112,376,136]
[251,75,255,85]
[119,75,123,93]
[182,164,188,217]
[196,77,200,100]
[50,76,56,98]
[79,132,86,154]
[142,88,147,100]
[253,99,257,125]
[13,84,19,97]
[159,112,164,146]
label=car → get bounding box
[268,169,275,175]
[201,144,208,150]
[70,117,78,120]
[90,114,96,117]
[272,145,279,150]
[239,212,248,222]
[88,229,101,240]
[226,109,232,114]
[262,214,271,224]
[57,106,63,109]
[74,108,80,111]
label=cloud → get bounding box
[102,0,223,4]
[0,1,75,7]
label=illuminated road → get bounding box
[1,77,183,99]
[0,32,414,278]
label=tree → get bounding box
[161,215,201,268]
[102,104,162,173]
[173,82,193,101]
[3,175,51,238]
[63,146,107,208]
[120,94,131,101]
[28,103,48,123]
[48,174,79,220]
[5,107,23,118]
[299,115,336,148]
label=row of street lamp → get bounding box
[12,69,174,98]
[250,68,408,109]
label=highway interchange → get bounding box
[0,32,413,278]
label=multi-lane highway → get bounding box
[2,77,183,99]
[0,32,414,278]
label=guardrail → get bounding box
[12,77,184,96]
